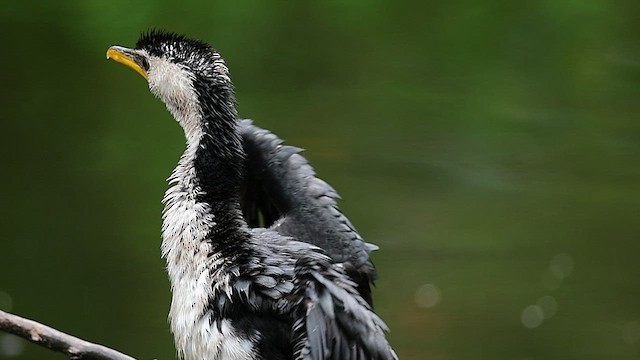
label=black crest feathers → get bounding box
[135,30,213,59]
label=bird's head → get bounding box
[107,31,235,136]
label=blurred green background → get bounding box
[1,1,639,359]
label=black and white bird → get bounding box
[107,31,396,360]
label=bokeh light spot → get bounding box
[550,253,574,280]
[415,284,441,309]
[0,334,25,357]
[521,305,544,329]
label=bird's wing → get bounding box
[290,253,398,360]
[216,231,396,359]
[238,119,378,305]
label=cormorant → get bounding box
[106,31,396,360]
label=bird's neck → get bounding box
[160,88,253,357]
[161,87,248,261]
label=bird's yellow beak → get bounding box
[106,46,148,80]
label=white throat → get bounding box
[147,56,202,145]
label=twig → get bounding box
[0,310,136,360]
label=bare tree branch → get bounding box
[0,310,136,360]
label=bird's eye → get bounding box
[141,57,150,71]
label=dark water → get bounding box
[1,2,639,359]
